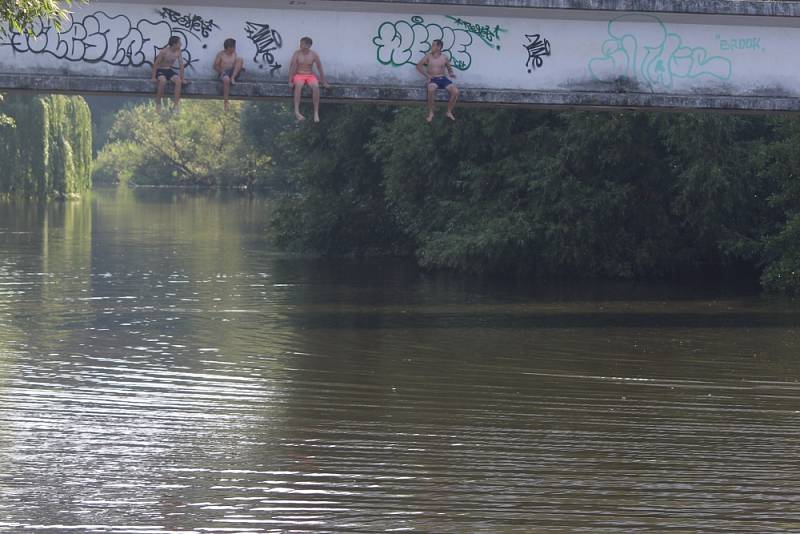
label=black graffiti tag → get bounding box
[1,11,203,69]
[244,22,283,74]
[159,7,218,40]
[524,33,551,72]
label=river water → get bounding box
[1,188,799,533]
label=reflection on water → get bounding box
[1,188,799,533]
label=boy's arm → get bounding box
[213,52,222,74]
[445,56,456,78]
[288,52,298,85]
[178,53,185,79]
[314,53,329,88]
[151,50,161,80]
[416,54,429,80]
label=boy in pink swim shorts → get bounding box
[288,37,330,122]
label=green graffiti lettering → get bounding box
[589,14,732,89]
[718,35,762,53]
[372,16,474,70]
[445,15,507,50]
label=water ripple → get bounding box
[1,190,799,532]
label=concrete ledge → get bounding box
[116,0,800,18]
[3,74,800,113]
[336,0,800,17]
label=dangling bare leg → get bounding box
[155,76,167,112]
[310,81,321,123]
[293,82,305,121]
[173,77,183,113]
[426,83,437,122]
[231,57,244,84]
[446,84,459,121]
[222,75,231,112]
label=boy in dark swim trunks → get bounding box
[416,39,460,122]
[151,36,186,113]
[213,38,245,112]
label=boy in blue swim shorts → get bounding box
[416,39,460,122]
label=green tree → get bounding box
[1,0,72,36]
[94,98,800,294]
[261,104,410,255]
[371,109,684,276]
[1,0,77,127]
[270,104,800,292]
[0,95,14,127]
[752,117,800,293]
[0,94,92,197]
[93,101,271,187]
[84,96,147,155]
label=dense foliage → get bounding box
[243,105,798,292]
[95,100,800,293]
[243,104,410,255]
[0,94,14,128]
[93,101,272,187]
[0,95,12,128]
[1,0,72,36]
[84,95,146,155]
[0,94,92,197]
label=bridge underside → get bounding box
[3,74,799,113]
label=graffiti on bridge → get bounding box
[0,9,215,69]
[373,16,474,71]
[244,22,283,74]
[524,34,551,73]
[588,14,732,89]
[445,15,507,50]
[716,35,764,53]
[159,7,219,41]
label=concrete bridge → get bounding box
[2,0,800,112]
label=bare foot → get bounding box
[314,114,320,123]
[426,112,434,123]
[446,111,456,121]
[295,112,305,122]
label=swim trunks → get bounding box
[156,68,177,81]
[220,67,245,82]
[429,76,452,90]
[292,73,318,86]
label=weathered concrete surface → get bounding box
[315,0,800,16]
[114,0,800,17]
[4,74,800,112]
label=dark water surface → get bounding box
[1,188,799,533]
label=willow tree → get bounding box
[0,95,92,197]
[1,0,73,125]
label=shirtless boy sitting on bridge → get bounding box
[213,38,245,112]
[416,39,460,122]
[288,37,330,123]
[151,36,186,113]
